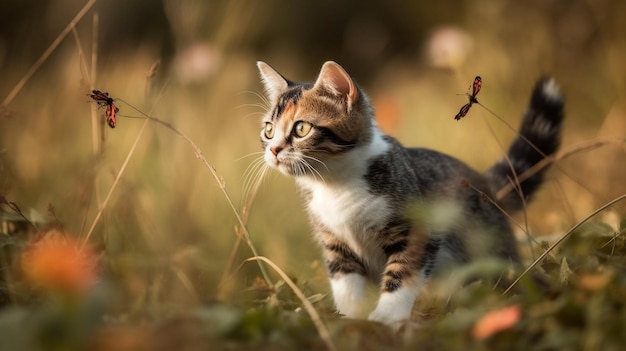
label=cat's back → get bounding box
[367,136,488,200]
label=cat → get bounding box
[255,61,564,326]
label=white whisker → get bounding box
[279,153,327,184]
[243,111,268,119]
[301,158,326,184]
[241,156,265,183]
[241,156,268,203]
[302,154,329,172]
[237,90,271,110]
[294,158,306,178]
[235,151,265,163]
[235,102,269,110]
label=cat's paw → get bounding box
[367,286,417,329]
[330,273,368,318]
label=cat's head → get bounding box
[257,61,374,179]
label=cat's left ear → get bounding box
[314,61,358,109]
[257,61,289,102]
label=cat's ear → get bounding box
[257,61,288,102]
[314,61,358,107]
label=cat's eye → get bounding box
[293,121,313,138]
[264,122,275,139]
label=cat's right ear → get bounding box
[257,61,288,102]
[313,61,358,110]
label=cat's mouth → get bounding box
[264,151,293,175]
[265,151,325,179]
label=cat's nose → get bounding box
[270,146,283,156]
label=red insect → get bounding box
[88,90,119,128]
[454,76,482,121]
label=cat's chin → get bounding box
[275,165,294,176]
[270,162,314,178]
[265,159,295,177]
[265,154,302,177]
[279,165,307,177]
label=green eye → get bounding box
[294,121,312,138]
[264,122,275,139]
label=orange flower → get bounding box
[21,232,99,296]
[472,305,522,340]
[374,96,400,134]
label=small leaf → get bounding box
[306,293,327,304]
[559,257,573,286]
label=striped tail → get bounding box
[487,77,564,213]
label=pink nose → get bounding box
[270,146,283,156]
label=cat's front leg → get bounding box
[319,233,369,318]
[368,225,427,326]
[330,273,368,318]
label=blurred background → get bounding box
[0,0,625,317]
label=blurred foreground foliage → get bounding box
[1,203,625,350]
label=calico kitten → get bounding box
[255,61,564,326]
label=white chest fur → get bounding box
[306,179,392,253]
[297,128,392,264]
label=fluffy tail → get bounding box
[487,77,564,213]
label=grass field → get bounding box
[1,1,626,350]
